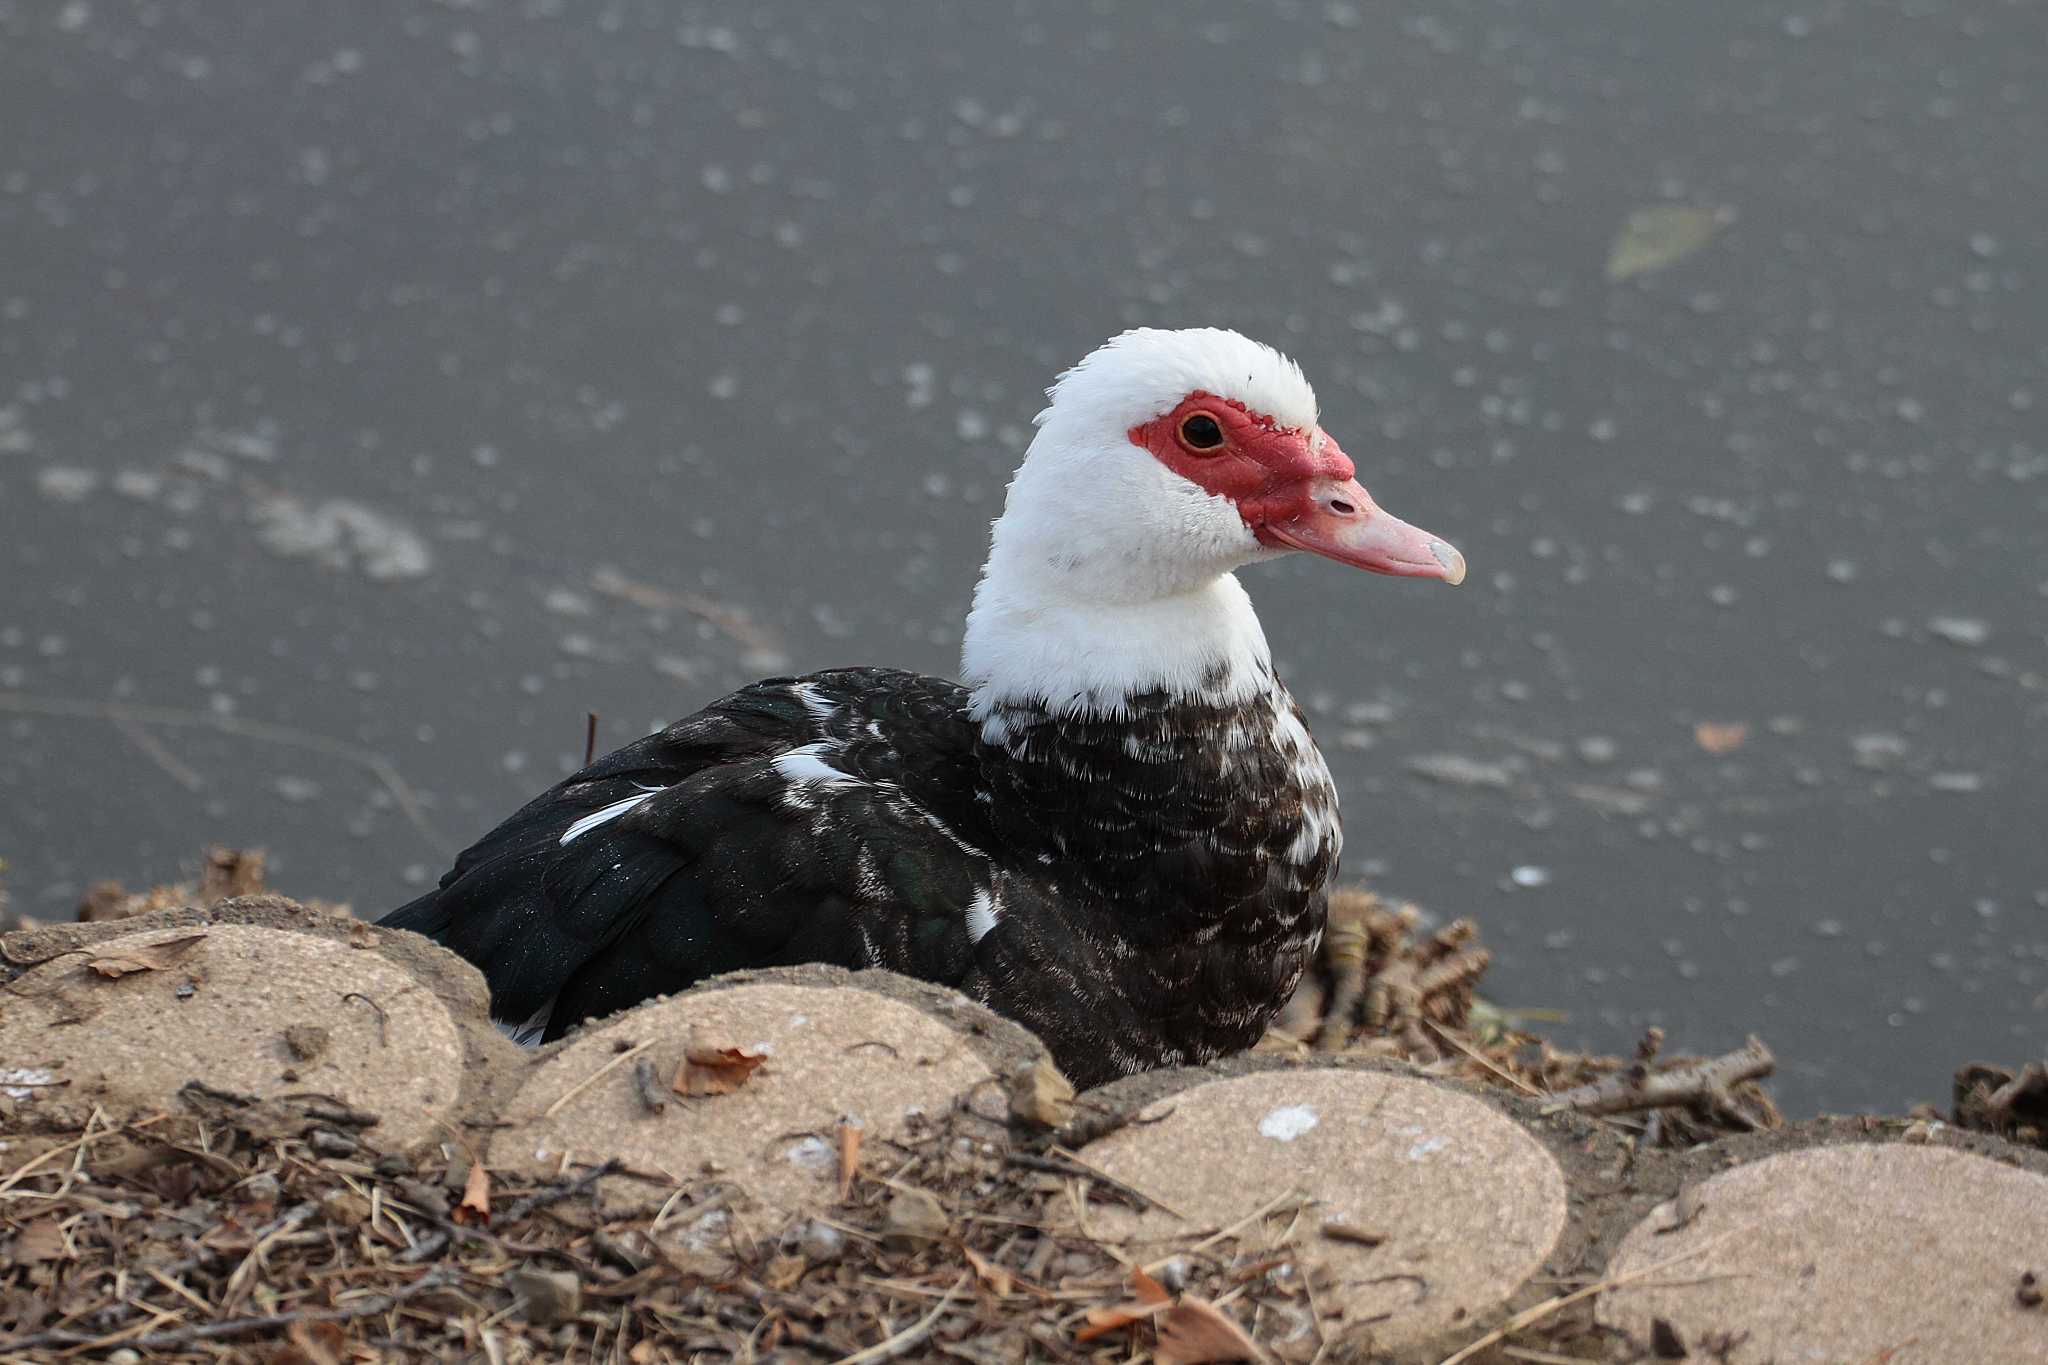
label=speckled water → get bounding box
[2,0,2042,1114]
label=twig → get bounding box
[498,1159,622,1224]
[1042,1100,1178,1152]
[2,1268,459,1353]
[1315,916,1370,1050]
[110,712,205,792]
[1541,1037,1774,1118]
[343,991,389,1047]
[1142,1187,1307,1273]
[1436,1224,1753,1365]
[1003,1149,1186,1221]
[830,1272,969,1365]
[542,1039,658,1119]
[0,690,452,853]
[1425,1019,1544,1098]
[584,712,599,768]
[633,1057,667,1115]
[1986,1061,2048,1123]
[589,566,787,666]
[223,1202,319,1311]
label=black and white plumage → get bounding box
[383,328,1464,1087]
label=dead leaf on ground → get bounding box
[452,1163,491,1226]
[83,933,208,979]
[1077,1297,1172,1343]
[673,1036,768,1097]
[964,1245,1014,1297]
[8,1218,70,1264]
[1076,1267,1173,1343]
[836,1118,863,1201]
[1157,1295,1263,1365]
[1007,1058,1076,1129]
[1606,204,1731,282]
[882,1188,950,1248]
[1693,721,1749,755]
[280,1318,347,1365]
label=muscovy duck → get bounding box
[382,328,1464,1086]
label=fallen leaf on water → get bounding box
[452,1163,491,1226]
[1693,721,1749,755]
[84,933,208,979]
[1606,204,1730,282]
[1076,1267,1173,1343]
[673,1035,768,1097]
[1157,1295,1263,1365]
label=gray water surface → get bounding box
[3,0,2043,1113]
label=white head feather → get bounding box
[961,328,1319,721]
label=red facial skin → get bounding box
[1128,393,1466,585]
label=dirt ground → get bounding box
[1,854,2042,1363]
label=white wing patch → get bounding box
[772,741,863,787]
[495,994,556,1047]
[964,887,1000,943]
[791,681,840,727]
[560,787,665,846]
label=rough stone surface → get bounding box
[1600,1141,2048,1363]
[1074,1067,1570,1351]
[0,921,466,1150]
[488,976,1008,1237]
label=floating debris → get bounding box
[1605,204,1732,282]
[35,465,99,502]
[1928,615,1991,647]
[1405,752,1518,789]
[249,492,433,581]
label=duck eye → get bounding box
[1178,412,1225,451]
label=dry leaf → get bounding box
[280,1318,346,1365]
[1077,1298,1172,1343]
[1007,1058,1076,1129]
[452,1162,491,1225]
[9,1217,69,1264]
[1606,204,1729,282]
[83,933,208,978]
[964,1245,1014,1297]
[672,1036,767,1097]
[881,1188,950,1248]
[1075,1267,1174,1342]
[836,1118,863,1201]
[1693,721,1749,755]
[510,1267,582,1325]
[1157,1295,1262,1365]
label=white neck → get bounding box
[961,568,1274,720]
[959,426,1279,720]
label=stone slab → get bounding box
[1074,1066,1570,1353]
[488,975,1015,1240]
[1599,1141,2048,1363]
[0,920,466,1150]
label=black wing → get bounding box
[381,668,996,1037]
